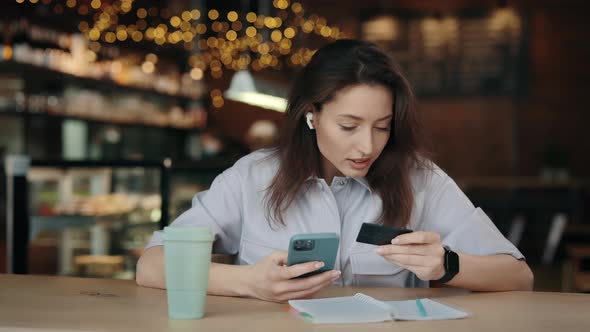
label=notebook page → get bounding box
[288,296,391,324]
[383,298,469,321]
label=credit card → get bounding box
[355,222,413,245]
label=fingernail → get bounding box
[391,238,400,244]
[331,271,341,278]
[374,247,384,254]
[315,262,325,269]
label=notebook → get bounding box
[288,293,469,324]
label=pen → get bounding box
[415,298,427,317]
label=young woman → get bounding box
[136,39,533,302]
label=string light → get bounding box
[131,31,143,41]
[137,8,147,19]
[190,68,204,80]
[227,11,238,22]
[146,53,158,63]
[181,11,192,21]
[18,0,344,80]
[246,12,257,23]
[208,9,219,20]
[246,26,257,37]
[170,16,181,27]
[141,61,155,74]
[90,0,101,10]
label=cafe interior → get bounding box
[0,0,589,294]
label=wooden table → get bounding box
[1,274,589,332]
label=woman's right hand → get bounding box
[243,250,341,303]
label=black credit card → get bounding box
[355,222,413,246]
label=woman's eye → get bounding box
[339,125,356,131]
[375,127,391,132]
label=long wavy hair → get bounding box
[265,39,430,227]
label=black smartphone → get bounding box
[355,222,413,246]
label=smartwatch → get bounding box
[434,246,459,283]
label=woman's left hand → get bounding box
[374,231,446,281]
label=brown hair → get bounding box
[265,39,430,227]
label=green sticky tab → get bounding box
[299,312,314,322]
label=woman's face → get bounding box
[312,84,393,183]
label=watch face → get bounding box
[447,249,460,274]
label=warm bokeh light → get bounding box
[170,16,181,27]
[208,9,219,20]
[104,32,116,43]
[292,2,303,14]
[90,0,101,10]
[137,8,147,19]
[226,30,237,41]
[196,23,207,34]
[246,12,257,23]
[271,30,283,42]
[246,26,257,37]
[141,61,155,74]
[146,53,158,63]
[116,30,128,41]
[181,11,192,21]
[232,21,243,31]
[190,68,204,80]
[227,11,238,22]
[78,21,89,32]
[17,0,340,80]
[284,27,296,39]
[3,45,13,60]
[131,31,143,42]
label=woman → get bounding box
[136,39,533,302]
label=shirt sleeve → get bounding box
[144,164,243,255]
[420,168,524,260]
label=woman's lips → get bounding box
[348,158,371,170]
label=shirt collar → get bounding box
[305,175,373,193]
[352,177,372,193]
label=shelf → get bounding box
[28,158,237,171]
[0,61,201,102]
[30,159,167,168]
[0,109,204,132]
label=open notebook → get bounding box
[288,293,469,324]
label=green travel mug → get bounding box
[163,226,214,319]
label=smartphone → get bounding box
[355,222,413,246]
[286,233,339,278]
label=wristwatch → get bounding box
[434,246,459,283]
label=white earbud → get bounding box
[305,112,314,130]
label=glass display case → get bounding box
[25,161,166,280]
[4,157,236,279]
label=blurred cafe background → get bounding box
[0,0,589,292]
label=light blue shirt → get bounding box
[147,149,524,287]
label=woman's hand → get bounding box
[244,251,341,303]
[374,231,446,281]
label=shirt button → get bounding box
[339,180,345,185]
